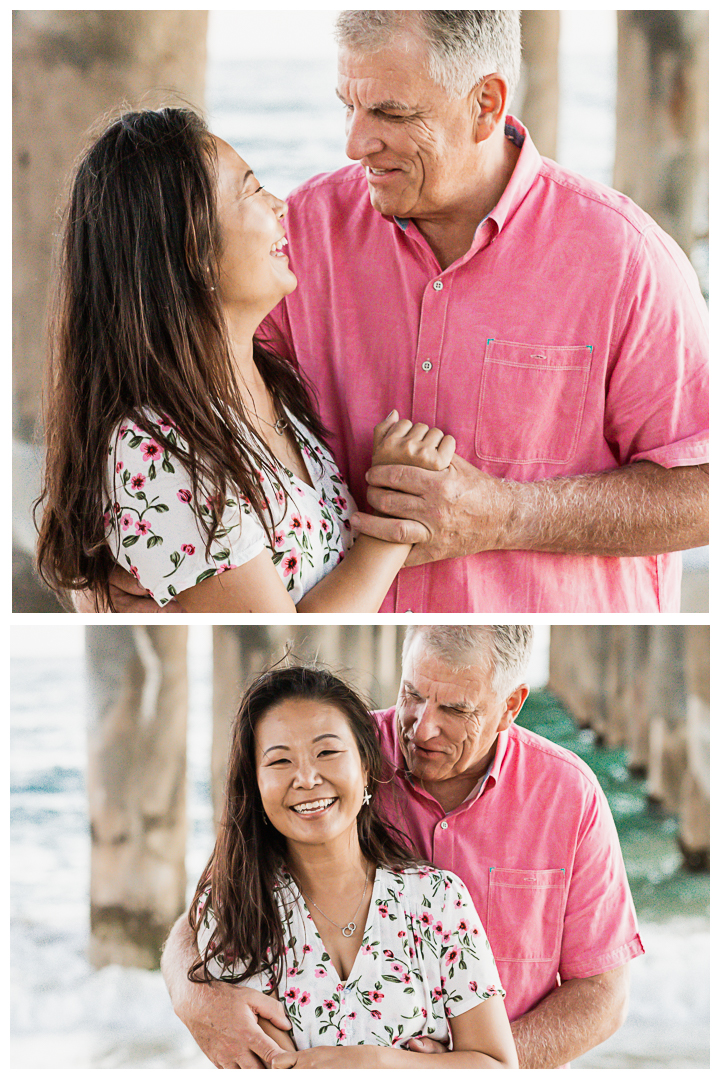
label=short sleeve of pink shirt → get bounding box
[260,117,708,613]
[373,708,644,1022]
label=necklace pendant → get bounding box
[274,416,288,435]
[341,922,356,938]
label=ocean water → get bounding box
[10,645,709,1069]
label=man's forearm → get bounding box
[502,461,708,557]
[510,967,630,1069]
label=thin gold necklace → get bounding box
[304,866,370,938]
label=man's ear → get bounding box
[472,72,508,143]
[498,683,530,731]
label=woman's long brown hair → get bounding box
[35,107,327,609]
[188,665,418,987]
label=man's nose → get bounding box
[345,107,384,161]
[411,705,441,741]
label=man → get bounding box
[260,9,708,612]
[105,9,707,613]
[161,625,643,1068]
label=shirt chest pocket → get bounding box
[486,867,566,963]
[476,340,593,465]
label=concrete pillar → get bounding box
[516,10,560,159]
[646,627,687,813]
[86,626,189,969]
[679,626,709,869]
[13,9,208,610]
[614,10,708,256]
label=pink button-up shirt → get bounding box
[374,707,644,1024]
[263,118,708,612]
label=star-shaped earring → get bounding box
[362,786,372,806]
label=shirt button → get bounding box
[440,820,448,830]
[433,280,443,291]
[421,360,433,372]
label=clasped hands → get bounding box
[359,410,511,565]
[270,1036,448,1069]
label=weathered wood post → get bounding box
[614,10,709,256]
[516,10,560,158]
[13,10,208,610]
[86,626,189,968]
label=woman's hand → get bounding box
[404,1036,449,1054]
[271,1045,379,1069]
[373,410,456,471]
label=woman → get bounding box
[36,107,454,612]
[189,665,517,1069]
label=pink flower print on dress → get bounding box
[333,495,347,510]
[391,963,403,974]
[290,513,303,531]
[370,1010,382,1020]
[322,999,337,1013]
[383,949,394,958]
[301,944,312,954]
[181,543,195,555]
[367,990,384,1003]
[218,563,237,574]
[299,991,311,1007]
[444,947,460,967]
[274,531,286,548]
[115,460,124,474]
[177,489,192,503]
[130,473,145,491]
[457,919,468,932]
[320,519,329,533]
[420,912,434,927]
[141,441,162,462]
[129,564,141,581]
[135,519,151,536]
[378,904,389,917]
[121,514,133,532]
[314,968,326,978]
[282,549,299,578]
[285,988,299,1002]
[469,981,478,993]
[305,518,313,532]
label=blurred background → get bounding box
[11,623,709,1068]
[13,8,710,613]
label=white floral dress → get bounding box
[104,413,356,606]
[197,865,505,1050]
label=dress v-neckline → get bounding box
[297,867,381,987]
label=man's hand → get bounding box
[162,914,291,1068]
[178,984,291,1069]
[353,454,509,562]
[351,458,708,564]
[74,565,184,613]
[372,410,456,471]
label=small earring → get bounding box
[262,811,268,824]
[362,786,371,806]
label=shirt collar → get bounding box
[392,115,541,248]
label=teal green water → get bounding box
[518,690,709,923]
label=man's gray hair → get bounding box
[402,625,533,699]
[335,10,522,105]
